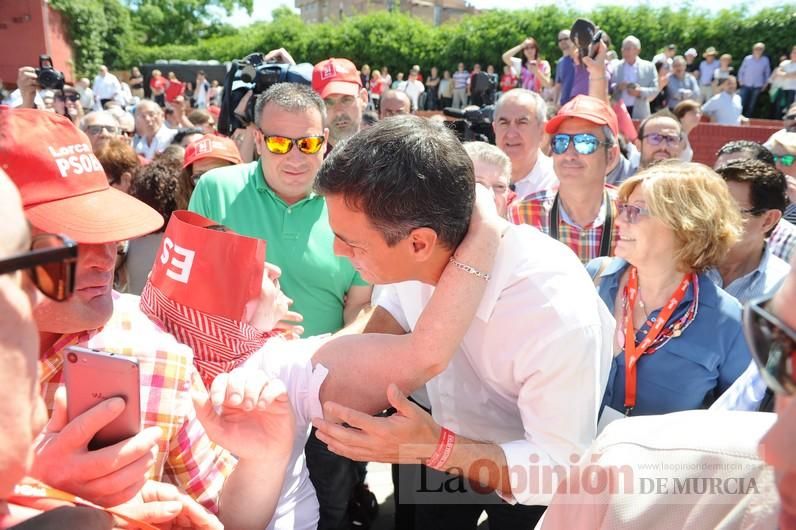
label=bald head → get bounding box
[380,90,412,119]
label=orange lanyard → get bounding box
[8,478,157,529]
[623,267,692,415]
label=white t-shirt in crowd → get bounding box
[375,224,614,506]
[512,151,558,199]
[243,336,329,530]
[398,79,425,111]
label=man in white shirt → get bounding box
[132,99,177,160]
[92,65,121,110]
[703,75,747,125]
[493,88,557,199]
[312,115,614,529]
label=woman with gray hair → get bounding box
[463,141,512,217]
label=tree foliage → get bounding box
[123,0,253,47]
[52,3,796,79]
[50,0,134,77]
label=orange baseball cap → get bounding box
[0,106,163,244]
[312,58,362,99]
[183,134,242,169]
[545,95,619,137]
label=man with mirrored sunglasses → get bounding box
[508,94,621,263]
[189,82,372,530]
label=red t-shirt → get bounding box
[165,80,185,103]
[149,76,168,94]
[501,73,517,92]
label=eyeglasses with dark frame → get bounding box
[0,234,78,302]
[739,206,769,217]
[640,133,683,147]
[743,296,796,395]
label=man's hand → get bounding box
[30,387,161,507]
[114,480,222,530]
[192,368,295,461]
[263,48,296,65]
[17,66,38,108]
[627,86,642,97]
[312,384,439,463]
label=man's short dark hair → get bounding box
[638,109,683,139]
[716,140,775,166]
[315,115,474,249]
[172,127,204,146]
[715,159,788,214]
[254,83,326,125]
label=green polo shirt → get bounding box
[188,160,367,336]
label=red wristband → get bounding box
[426,427,456,470]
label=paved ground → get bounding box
[365,462,488,530]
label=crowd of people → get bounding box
[0,21,795,530]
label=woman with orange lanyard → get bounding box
[587,160,752,417]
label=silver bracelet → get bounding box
[449,256,490,281]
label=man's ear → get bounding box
[408,227,439,262]
[762,209,783,235]
[359,87,369,106]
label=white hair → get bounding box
[494,88,546,125]
[622,36,641,50]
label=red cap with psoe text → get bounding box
[545,95,619,138]
[312,58,362,99]
[0,106,163,244]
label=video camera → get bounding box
[217,52,313,136]
[442,105,495,144]
[36,55,65,91]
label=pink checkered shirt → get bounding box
[38,292,236,513]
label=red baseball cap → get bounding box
[183,134,242,169]
[312,58,362,99]
[0,106,163,244]
[545,95,619,138]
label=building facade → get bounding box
[294,0,476,25]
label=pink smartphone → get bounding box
[64,346,141,450]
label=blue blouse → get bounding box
[586,257,751,416]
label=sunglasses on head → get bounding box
[258,131,325,155]
[0,234,77,301]
[773,154,796,167]
[743,297,796,395]
[641,132,682,147]
[550,133,610,156]
[617,202,651,224]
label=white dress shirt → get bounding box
[537,410,778,529]
[92,73,121,107]
[244,336,328,530]
[512,152,558,200]
[133,125,177,161]
[375,223,615,505]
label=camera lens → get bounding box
[67,352,78,363]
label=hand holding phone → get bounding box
[64,346,142,450]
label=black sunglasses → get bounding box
[743,296,796,396]
[0,234,78,301]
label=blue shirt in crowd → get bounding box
[699,60,720,86]
[705,243,789,305]
[587,258,751,417]
[738,55,771,88]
